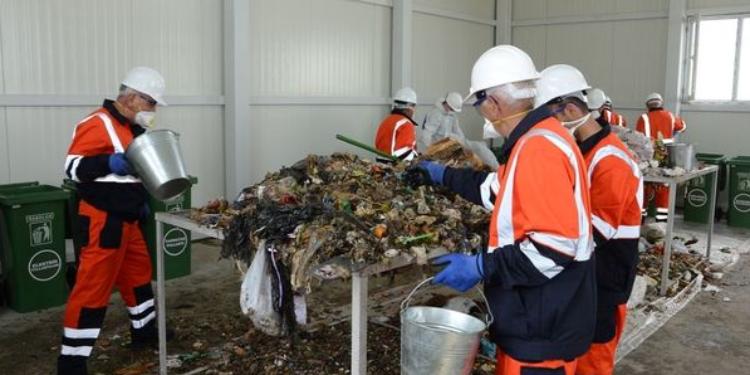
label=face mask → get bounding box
[135,111,156,128]
[561,112,591,135]
[483,119,502,139]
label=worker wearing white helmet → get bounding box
[538,66,644,375]
[58,67,171,375]
[636,92,686,221]
[588,88,627,127]
[410,47,595,375]
[417,91,466,151]
[374,87,419,161]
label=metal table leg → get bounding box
[706,168,719,260]
[660,182,678,296]
[351,271,368,375]
[156,219,167,375]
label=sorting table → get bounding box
[643,165,719,296]
[153,211,447,375]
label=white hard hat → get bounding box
[534,64,591,108]
[121,67,167,106]
[393,87,417,105]
[587,88,608,111]
[466,45,540,102]
[444,92,463,112]
[604,95,612,105]
[646,92,663,103]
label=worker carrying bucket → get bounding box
[408,45,596,374]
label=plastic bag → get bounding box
[240,240,281,336]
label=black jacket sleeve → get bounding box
[442,167,497,210]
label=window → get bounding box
[684,15,750,102]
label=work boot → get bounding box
[57,355,87,375]
[130,324,176,349]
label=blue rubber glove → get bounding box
[417,160,446,185]
[108,153,133,176]
[432,253,484,293]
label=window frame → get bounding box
[683,13,750,105]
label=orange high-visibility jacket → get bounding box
[375,112,417,160]
[580,118,643,305]
[601,108,626,127]
[64,100,147,220]
[635,108,686,143]
[442,107,596,362]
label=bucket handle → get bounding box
[400,277,494,327]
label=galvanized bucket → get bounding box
[126,130,190,201]
[400,277,493,375]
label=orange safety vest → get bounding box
[601,108,626,127]
[374,113,417,160]
[635,108,686,143]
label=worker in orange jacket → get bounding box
[57,67,169,375]
[537,66,644,375]
[412,46,596,375]
[636,92,686,221]
[375,87,418,161]
[597,91,627,127]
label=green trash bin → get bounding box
[684,153,726,223]
[0,185,70,312]
[728,156,750,228]
[144,176,198,280]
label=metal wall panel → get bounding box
[512,0,547,21]
[512,26,547,68]
[246,106,390,183]
[688,0,750,10]
[611,19,668,108]
[512,0,668,20]
[248,0,391,97]
[415,0,495,19]
[3,106,223,204]
[544,22,615,91]
[682,111,749,157]
[413,13,494,101]
[0,0,222,95]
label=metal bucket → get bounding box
[126,130,190,201]
[667,143,697,171]
[400,277,493,375]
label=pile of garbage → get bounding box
[191,146,492,336]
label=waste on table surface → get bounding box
[190,139,494,335]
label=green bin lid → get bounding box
[0,181,40,193]
[727,156,750,167]
[696,153,726,163]
[0,185,70,206]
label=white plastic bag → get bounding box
[240,241,281,336]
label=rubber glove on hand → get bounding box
[432,253,484,293]
[404,160,446,188]
[108,153,133,176]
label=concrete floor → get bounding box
[616,221,750,374]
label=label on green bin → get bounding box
[165,195,185,212]
[738,172,750,192]
[26,212,54,247]
[687,188,708,207]
[28,249,62,282]
[163,227,189,256]
[734,193,750,213]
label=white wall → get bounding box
[0,0,224,205]
[512,0,750,161]
[241,0,498,184]
[0,0,504,204]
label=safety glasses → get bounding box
[138,93,157,106]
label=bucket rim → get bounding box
[400,306,487,336]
